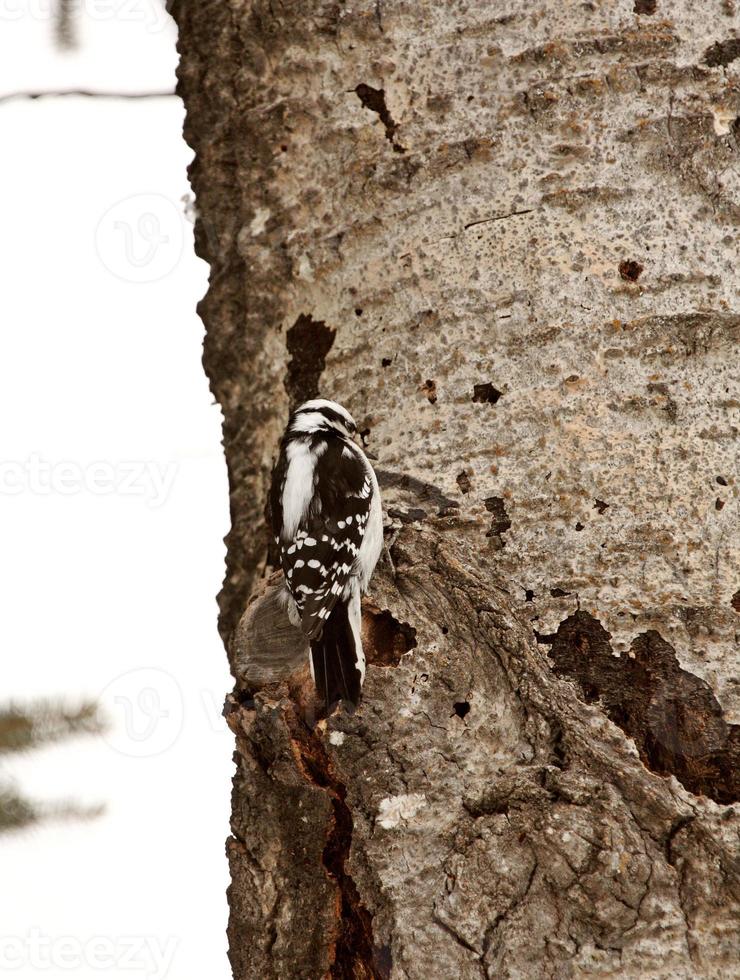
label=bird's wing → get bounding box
[278,439,373,639]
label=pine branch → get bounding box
[0,784,104,833]
[0,700,105,754]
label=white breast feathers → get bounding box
[281,440,319,541]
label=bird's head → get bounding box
[288,399,358,440]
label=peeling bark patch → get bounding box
[420,379,437,403]
[472,382,503,404]
[354,84,405,153]
[484,496,512,544]
[363,604,417,667]
[633,0,657,12]
[285,314,336,409]
[543,612,740,803]
[704,37,740,67]
[619,259,644,282]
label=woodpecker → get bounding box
[270,399,383,708]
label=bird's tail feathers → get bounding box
[310,590,364,710]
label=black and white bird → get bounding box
[270,399,383,708]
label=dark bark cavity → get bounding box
[704,38,740,67]
[542,611,740,803]
[354,84,405,153]
[484,496,512,545]
[619,259,644,282]
[472,382,503,404]
[285,314,336,409]
[363,603,418,667]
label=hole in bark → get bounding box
[472,382,503,404]
[543,611,740,803]
[716,498,725,511]
[381,357,392,367]
[355,307,363,316]
[456,471,471,494]
[420,379,437,404]
[362,605,417,667]
[633,0,657,12]
[284,314,336,409]
[717,475,728,486]
[619,259,643,282]
[484,496,512,543]
[525,589,535,602]
[441,626,449,635]
[574,522,585,531]
[732,590,740,613]
[453,701,471,719]
[594,498,609,514]
[704,37,740,67]
[354,83,406,153]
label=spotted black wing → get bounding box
[280,439,372,639]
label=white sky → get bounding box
[0,4,233,978]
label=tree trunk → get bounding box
[173,2,740,977]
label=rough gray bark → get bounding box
[173,1,740,977]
